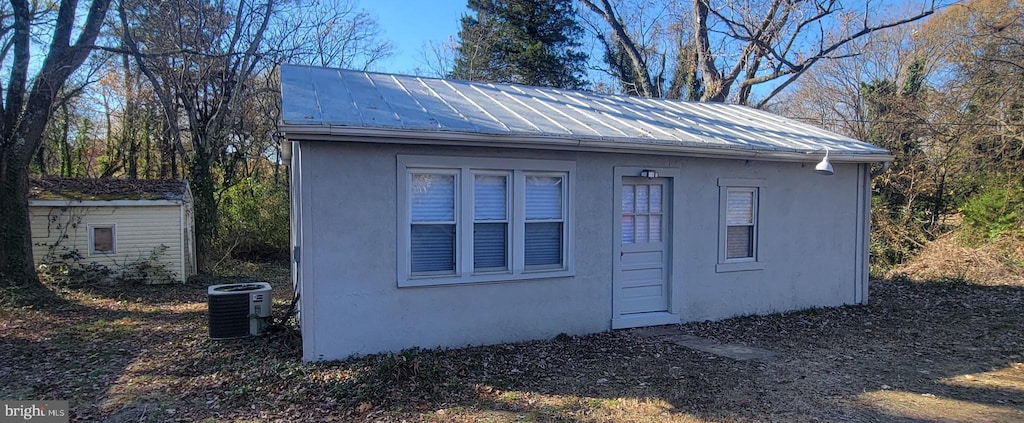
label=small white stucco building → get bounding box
[29,178,197,284]
[278,64,893,362]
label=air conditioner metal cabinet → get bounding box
[208,282,272,339]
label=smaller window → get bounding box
[725,188,756,259]
[717,178,764,272]
[90,225,115,254]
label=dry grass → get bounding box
[1,261,1022,422]
[889,233,1024,286]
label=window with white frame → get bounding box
[725,188,756,259]
[399,156,574,287]
[90,224,116,255]
[717,178,764,272]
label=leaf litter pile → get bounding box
[1,262,1022,422]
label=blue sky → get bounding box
[365,0,468,75]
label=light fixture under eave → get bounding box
[814,150,834,176]
[640,169,658,179]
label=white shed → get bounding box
[29,178,197,284]
[278,64,894,361]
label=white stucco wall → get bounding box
[294,140,869,361]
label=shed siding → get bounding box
[30,204,186,283]
[297,141,866,361]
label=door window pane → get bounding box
[622,216,635,244]
[650,215,662,242]
[650,185,662,213]
[622,185,634,213]
[637,185,649,213]
[636,215,649,243]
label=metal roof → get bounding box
[279,64,892,162]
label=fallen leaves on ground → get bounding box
[1,262,1022,422]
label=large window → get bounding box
[717,178,764,272]
[399,156,574,287]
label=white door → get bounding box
[616,177,670,315]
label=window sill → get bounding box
[399,269,574,288]
[715,261,764,273]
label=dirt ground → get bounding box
[1,262,1022,422]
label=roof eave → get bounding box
[277,124,895,164]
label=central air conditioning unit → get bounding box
[208,282,272,339]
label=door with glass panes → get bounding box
[616,177,670,315]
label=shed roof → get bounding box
[29,177,190,201]
[279,64,892,163]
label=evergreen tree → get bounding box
[451,0,588,89]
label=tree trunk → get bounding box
[34,145,46,175]
[693,0,728,102]
[190,144,216,270]
[0,155,48,302]
[60,106,72,177]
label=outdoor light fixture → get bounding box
[814,149,834,176]
[640,169,658,179]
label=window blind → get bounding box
[726,226,753,259]
[474,175,506,220]
[411,173,456,273]
[411,225,455,272]
[525,222,562,266]
[473,223,506,269]
[474,175,508,270]
[525,175,563,266]
[525,176,562,219]
[411,174,455,222]
[726,188,755,259]
[726,190,754,225]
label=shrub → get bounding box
[961,179,1024,241]
[38,245,176,286]
[217,177,290,261]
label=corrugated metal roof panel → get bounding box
[279,64,891,159]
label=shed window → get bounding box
[90,225,116,254]
[717,178,764,272]
[399,156,574,287]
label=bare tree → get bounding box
[0,0,111,300]
[270,0,393,70]
[115,0,277,269]
[582,0,938,105]
[416,37,459,78]
[115,0,392,269]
